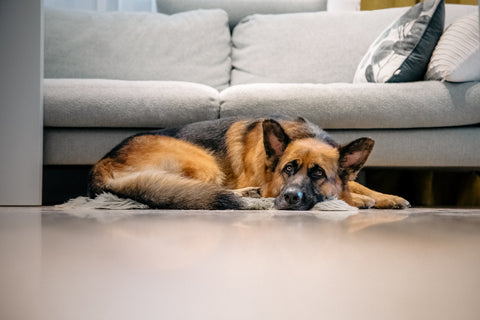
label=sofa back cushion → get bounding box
[156,0,328,28]
[231,4,476,85]
[231,8,406,85]
[44,7,232,90]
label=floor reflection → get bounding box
[1,207,480,320]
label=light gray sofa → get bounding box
[43,0,479,178]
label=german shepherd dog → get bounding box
[88,116,410,210]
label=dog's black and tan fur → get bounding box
[88,116,410,210]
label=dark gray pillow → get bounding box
[354,0,444,83]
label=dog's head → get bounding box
[262,119,374,210]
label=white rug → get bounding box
[56,192,358,212]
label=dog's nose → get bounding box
[284,187,303,205]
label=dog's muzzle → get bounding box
[283,187,303,206]
[275,186,315,210]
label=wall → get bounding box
[361,0,478,10]
[0,1,43,205]
[44,0,157,12]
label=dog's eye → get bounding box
[311,166,326,179]
[283,163,295,175]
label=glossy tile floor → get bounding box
[1,207,480,320]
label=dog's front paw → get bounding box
[350,194,376,209]
[373,195,411,209]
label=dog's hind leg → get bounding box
[348,181,410,209]
[89,135,245,210]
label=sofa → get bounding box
[43,1,480,202]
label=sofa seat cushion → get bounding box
[45,7,232,90]
[219,81,480,129]
[44,79,220,128]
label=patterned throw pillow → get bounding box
[353,0,444,83]
[425,12,480,82]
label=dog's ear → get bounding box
[338,138,374,181]
[263,119,290,160]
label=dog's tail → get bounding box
[88,160,244,210]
